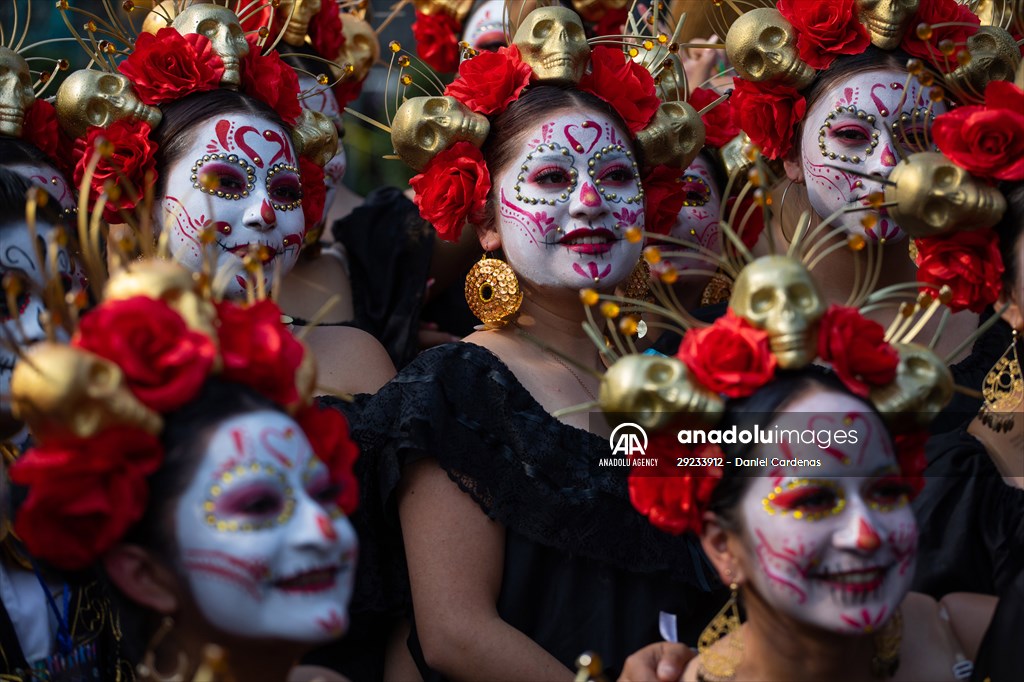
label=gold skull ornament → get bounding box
[103,260,218,341]
[599,354,724,432]
[635,101,707,170]
[948,26,1022,98]
[726,8,815,89]
[855,0,920,50]
[392,96,490,171]
[729,255,826,370]
[172,4,250,87]
[887,152,1007,238]
[278,0,323,47]
[412,0,474,22]
[291,109,339,167]
[11,343,163,442]
[869,342,953,428]
[513,7,591,84]
[55,70,163,139]
[334,14,380,83]
[0,47,36,137]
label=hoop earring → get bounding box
[464,253,522,329]
[980,329,1023,433]
[871,608,902,678]
[136,617,189,682]
[697,582,743,682]
[778,180,796,244]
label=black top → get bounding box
[324,343,726,680]
[912,426,1024,598]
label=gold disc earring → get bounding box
[464,253,523,329]
[697,582,743,682]
[980,329,1023,433]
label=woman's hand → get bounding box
[618,641,695,682]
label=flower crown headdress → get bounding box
[720,0,1022,160]
[5,248,360,571]
[381,2,735,243]
[51,0,344,233]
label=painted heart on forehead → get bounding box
[807,412,875,466]
[259,424,304,468]
[210,119,294,167]
[563,120,602,155]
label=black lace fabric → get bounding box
[322,343,726,679]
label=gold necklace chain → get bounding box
[546,349,597,402]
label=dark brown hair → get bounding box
[994,181,1024,293]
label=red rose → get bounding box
[689,87,739,148]
[309,3,345,60]
[299,156,327,236]
[118,28,224,106]
[933,81,1024,181]
[591,8,629,38]
[914,229,1005,313]
[216,299,307,406]
[901,0,980,70]
[677,309,778,398]
[409,141,491,243]
[642,165,685,236]
[444,45,533,116]
[10,428,163,570]
[777,0,869,70]
[730,77,806,160]
[629,438,724,535]
[818,305,899,398]
[413,10,462,74]
[893,430,928,498]
[296,402,360,515]
[22,99,58,163]
[240,34,303,125]
[334,77,364,110]
[580,46,661,134]
[73,296,216,412]
[73,118,158,224]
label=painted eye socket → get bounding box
[865,476,913,508]
[530,165,572,186]
[0,289,30,321]
[832,126,871,144]
[598,164,634,185]
[772,486,839,513]
[679,174,710,207]
[222,484,286,517]
[267,164,303,210]
[764,479,846,521]
[191,156,256,199]
[896,128,929,153]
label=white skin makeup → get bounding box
[159,115,305,298]
[494,110,644,290]
[7,163,77,216]
[736,390,917,635]
[664,154,722,277]
[175,410,358,642]
[461,0,506,56]
[799,68,945,242]
[296,74,346,218]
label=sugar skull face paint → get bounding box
[8,163,77,216]
[799,69,945,242]
[736,390,917,635]
[175,410,357,642]
[663,154,722,276]
[159,115,305,298]
[494,110,644,289]
[462,0,506,55]
[297,75,346,217]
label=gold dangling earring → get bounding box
[464,253,523,329]
[697,582,743,682]
[870,607,902,678]
[980,329,1023,433]
[136,617,189,682]
[622,258,651,302]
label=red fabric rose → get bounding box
[444,45,533,116]
[409,141,491,243]
[10,428,163,570]
[730,77,806,160]
[413,10,462,74]
[817,305,899,398]
[240,34,303,125]
[933,81,1024,181]
[893,430,928,498]
[580,46,661,134]
[914,229,1005,313]
[21,99,58,163]
[676,309,778,398]
[309,3,345,60]
[629,438,724,535]
[216,298,307,405]
[642,165,685,236]
[591,8,629,38]
[689,87,739,148]
[299,156,327,236]
[777,0,869,70]
[901,0,980,71]
[334,77,364,110]
[73,296,216,412]
[296,402,360,515]
[118,28,224,106]
[73,118,158,224]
